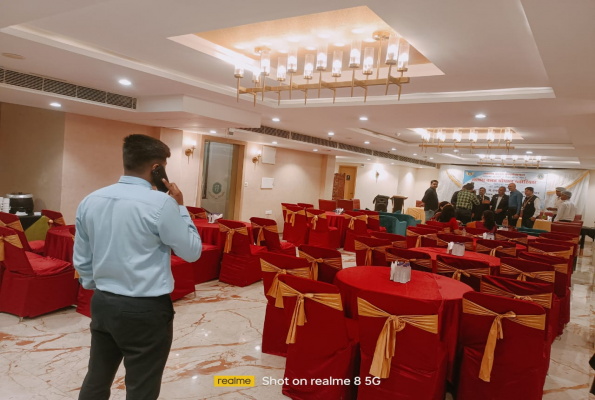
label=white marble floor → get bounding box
[0,246,593,400]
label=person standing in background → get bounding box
[455,183,480,224]
[507,182,523,228]
[421,180,439,222]
[547,186,566,220]
[520,186,541,228]
[489,186,509,225]
[472,187,491,221]
[554,191,576,222]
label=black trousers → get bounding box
[79,289,174,400]
[522,216,535,229]
[455,209,472,225]
[494,210,507,225]
[507,207,519,228]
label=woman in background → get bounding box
[432,201,451,221]
[476,210,497,233]
[436,204,460,233]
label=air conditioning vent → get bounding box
[0,66,137,110]
[243,126,291,139]
[291,132,337,148]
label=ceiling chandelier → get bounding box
[418,128,515,154]
[478,154,542,169]
[233,31,411,106]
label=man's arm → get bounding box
[73,201,96,290]
[421,188,430,204]
[531,198,542,219]
[471,194,480,205]
[157,197,202,262]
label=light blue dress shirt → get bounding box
[73,176,202,297]
[509,190,523,213]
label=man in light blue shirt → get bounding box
[507,182,523,227]
[75,134,201,400]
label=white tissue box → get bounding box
[483,232,495,240]
[335,208,344,215]
[207,213,223,224]
[390,261,411,283]
[447,242,466,256]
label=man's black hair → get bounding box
[123,134,171,172]
[431,180,438,184]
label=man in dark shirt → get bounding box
[421,180,439,221]
[489,186,509,225]
[472,187,491,221]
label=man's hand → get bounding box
[530,217,536,221]
[495,209,501,214]
[162,179,184,205]
[513,214,519,219]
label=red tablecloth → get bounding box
[334,267,473,382]
[326,212,348,247]
[193,219,252,247]
[44,225,75,263]
[410,247,501,270]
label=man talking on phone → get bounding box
[74,134,202,400]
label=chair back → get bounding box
[297,203,314,209]
[354,236,391,266]
[437,233,474,251]
[406,226,439,248]
[260,252,311,305]
[250,217,281,249]
[217,219,251,254]
[371,232,406,248]
[344,210,368,234]
[436,254,490,291]
[540,232,579,244]
[535,238,576,256]
[41,209,66,227]
[360,210,382,231]
[298,244,342,284]
[186,206,208,219]
[426,220,451,233]
[352,199,361,209]
[318,199,337,211]
[277,275,350,356]
[386,247,433,271]
[337,199,354,211]
[475,239,517,257]
[527,242,572,260]
[499,257,556,287]
[494,230,529,245]
[458,292,547,399]
[305,208,330,232]
[0,212,32,252]
[519,251,570,289]
[464,226,488,235]
[68,226,76,237]
[0,226,35,275]
[282,204,309,246]
[551,222,582,235]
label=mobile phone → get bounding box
[151,165,169,193]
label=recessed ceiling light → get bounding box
[50,102,61,108]
[272,141,277,144]
[359,116,368,121]
[351,28,365,34]
[363,38,375,43]
[207,130,215,134]
[391,163,395,165]
[328,132,334,136]
[429,157,434,160]
[272,117,280,122]
[391,148,396,151]
[305,46,316,51]
[317,33,331,39]
[413,153,417,156]
[475,113,486,119]
[333,42,345,47]
[313,149,318,152]
[2,53,25,60]
[526,151,533,154]
[118,79,132,86]
[364,141,370,144]
[453,149,459,153]
[367,158,371,161]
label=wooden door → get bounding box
[338,166,358,199]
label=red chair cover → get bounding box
[426,220,451,233]
[0,212,44,254]
[457,292,547,400]
[352,199,361,210]
[76,285,94,318]
[360,210,386,233]
[297,203,314,209]
[189,244,222,284]
[186,206,208,219]
[277,275,359,400]
[170,256,195,301]
[437,233,474,251]
[298,244,343,284]
[475,239,517,258]
[354,236,391,266]
[536,237,577,259]
[435,254,490,291]
[356,289,448,400]
[385,247,433,272]
[41,209,66,228]
[318,199,337,211]
[371,232,407,249]
[540,232,579,245]
[250,217,296,256]
[494,230,529,245]
[343,211,370,252]
[338,199,355,211]
[464,227,488,235]
[260,253,312,357]
[0,226,77,317]
[282,204,309,246]
[218,219,267,287]
[405,226,440,248]
[551,222,582,235]
[526,242,573,287]
[305,209,340,249]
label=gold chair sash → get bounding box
[285,209,306,226]
[354,240,390,266]
[218,223,248,253]
[48,216,66,228]
[0,234,23,262]
[251,223,278,246]
[0,219,24,232]
[480,282,552,309]
[368,214,380,220]
[406,230,438,248]
[499,263,555,283]
[391,240,407,248]
[278,280,343,344]
[476,243,516,257]
[495,233,528,245]
[298,250,342,280]
[385,252,433,269]
[306,211,327,230]
[436,260,489,281]
[344,214,368,230]
[260,259,312,306]
[528,246,572,260]
[357,297,438,379]
[552,263,568,274]
[189,211,207,219]
[462,298,545,382]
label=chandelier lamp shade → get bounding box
[419,128,516,154]
[478,153,543,169]
[233,30,411,105]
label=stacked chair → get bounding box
[318,199,337,211]
[438,233,474,251]
[250,217,296,256]
[298,244,343,284]
[385,247,433,272]
[297,203,314,209]
[495,230,529,245]
[405,226,440,248]
[0,212,45,255]
[354,237,392,266]
[305,208,340,249]
[282,204,309,246]
[343,211,370,252]
[218,219,268,287]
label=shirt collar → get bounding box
[118,175,153,189]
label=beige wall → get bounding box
[61,113,160,222]
[412,167,441,207]
[0,103,65,212]
[583,170,595,225]
[240,143,324,228]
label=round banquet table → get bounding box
[326,211,348,247]
[44,225,75,263]
[334,266,473,382]
[409,247,501,271]
[192,219,253,247]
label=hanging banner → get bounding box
[462,170,548,198]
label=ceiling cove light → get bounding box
[328,132,335,136]
[526,151,533,154]
[209,130,216,134]
[359,116,368,121]
[272,141,277,144]
[50,102,61,108]
[118,79,132,86]
[364,141,370,144]
[313,149,318,152]
[475,113,486,119]
[272,117,280,122]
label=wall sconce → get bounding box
[184,140,197,163]
[252,150,262,164]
